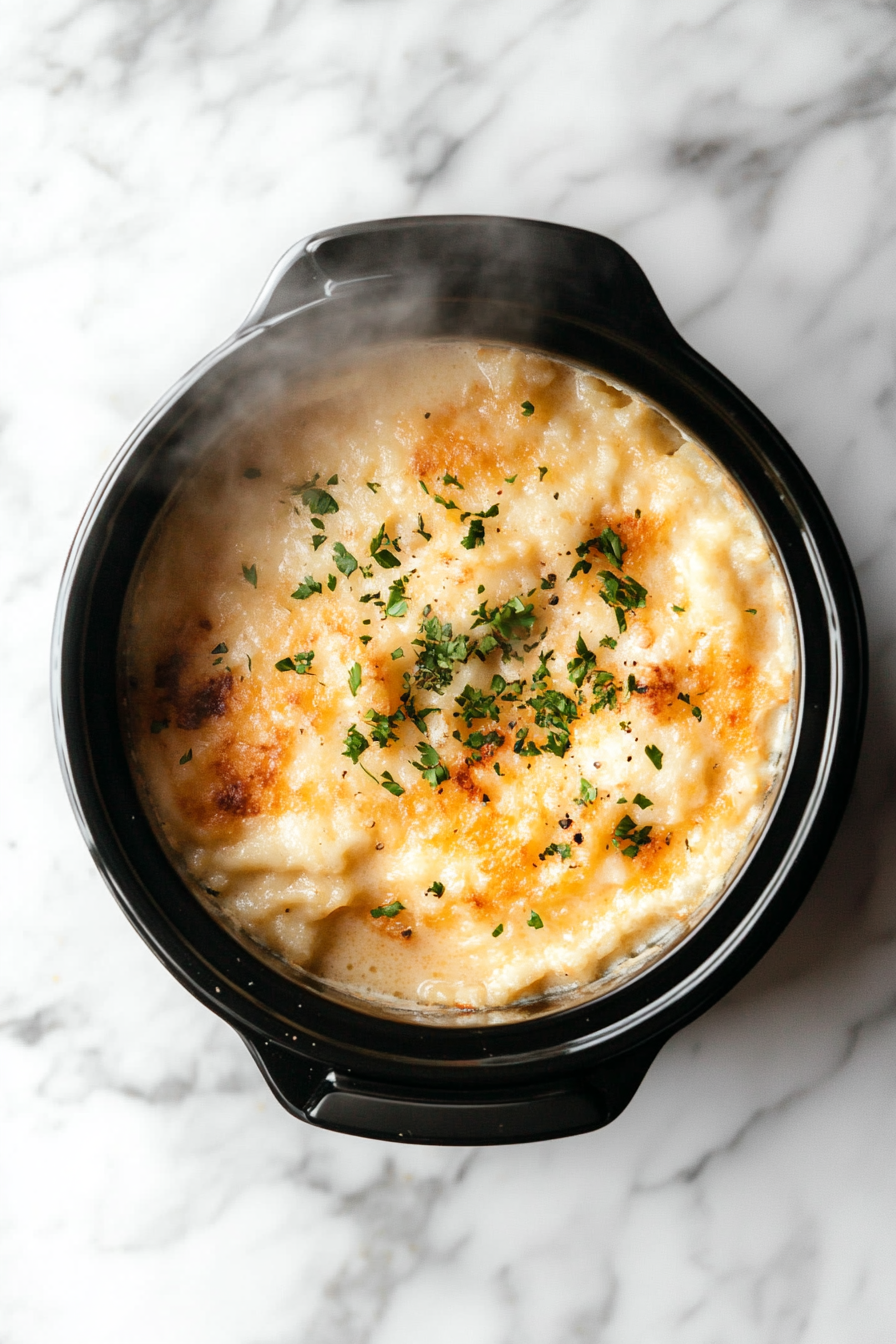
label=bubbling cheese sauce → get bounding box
[122,343,796,1013]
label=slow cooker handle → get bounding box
[240,215,680,349]
[243,1033,665,1145]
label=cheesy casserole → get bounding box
[122,342,796,1012]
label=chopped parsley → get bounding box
[379,772,405,796]
[384,575,410,618]
[370,522,402,569]
[292,475,339,515]
[443,473,464,490]
[538,465,548,479]
[453,727,504,763]
[612,814,652,858]
[211,643,228,655]
[243,467,261,479]
[342,724,370,763]
[399,673,440,733]
[522,401,535,417]
[312,534,327,551]
[370,900,405,919]
[367,482,382,493]
[746,608,757,615]
[327,574,337,591]
[505,474,517,483]
[348,662,362,696]
[492,924,504,937]
[541,573,556,590]
[327,474,338,485]
[460,518,486,549]
[527,910,544,928]
[528,684,578,758]
[179,748,193,765]
[645,744,663,770]
[433,493,460,511]
[275,650,315,675]
[598,570,648,633]
[455,683,500,726]
[539,842,571,861]
[291,576,322,600]
[672,604,685,614]
[578,777,598,805]
[391,647,404,660]
[364,706,405,747]
[415,514,432,541]
[567,633,597,688]
[692,705,703,721]
[150,719,169,734]
[591,670,619,713]
[412,742,450,788]
[599,635,617,650]
[470,595,536,660]
[413,615,472,691]
[633,793,653,809]
[246,655,252,672]
[425,881,445,898]
[333,542,358,577]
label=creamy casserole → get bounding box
[122,343,796,1012]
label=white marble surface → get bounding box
[2,1,896,1339]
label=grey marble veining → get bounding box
[2,1,896,1340]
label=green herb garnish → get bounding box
[333,542,358,577]
[367,482,382,493]
[291,576,322,600]
[522,402,535,417]
[179,749,193,765]
[746,608,757,615]
[364,706,405,748]
[412,615,472,692]
[599,635,617,650]
[672,604,685,614]
[578,778,598,805]
[415,514,432,541]
[311,534,327,551]
[443,473,464,490]
[527,910,544,928]
[327,574,337,591]
[391,648,404,661]
[370,522,402,569]
[348,662,362,696]
[505,474,517,483]
[633,793,653,809]
[370,900,404,919]
[327,474,338,485]
[275,651,315,675]
[538,465,547,479]
[645,744,663,770]
[292,475,339,515]
[612,814,653,858]
[379,772,405,797]
[211,643,227,655]
[492,924,504,937]
[342,724,370,764]
[412,742,450,788]
[460,518,485,549]
[426,881,445,898]
[384,575,409,618]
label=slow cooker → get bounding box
[52,216,866,1144]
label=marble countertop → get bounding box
[3,2,895,1339]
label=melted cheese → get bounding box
[122,343,796,1014]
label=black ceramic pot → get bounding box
[52,216,866,1144]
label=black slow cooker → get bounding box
[52,216,866,1144]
